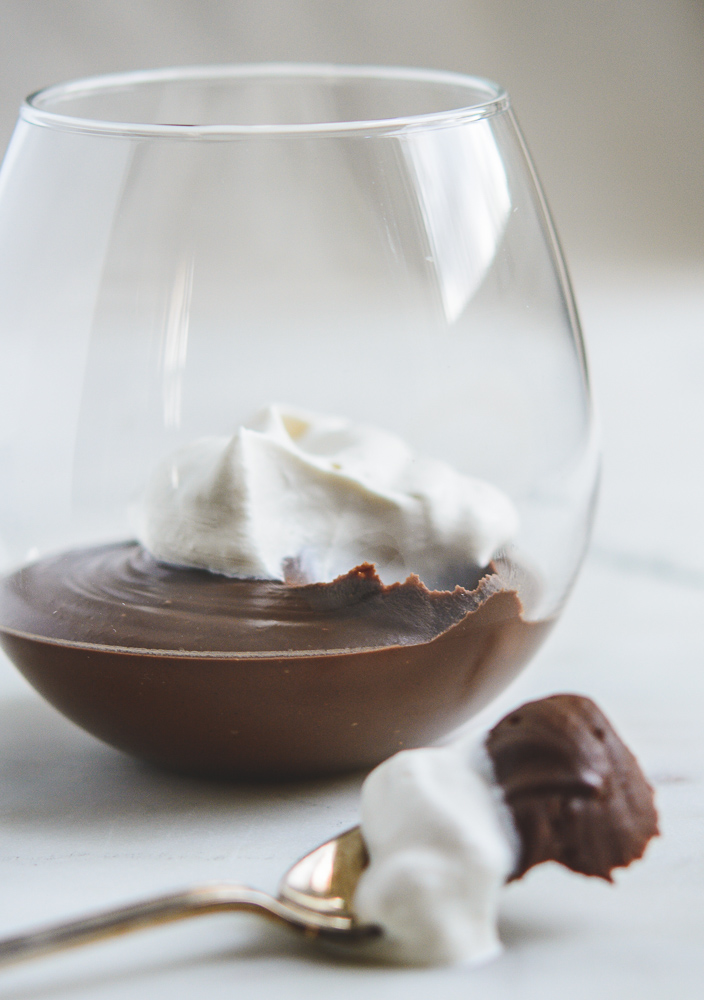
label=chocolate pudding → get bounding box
[0,542,551,777]
[486,694,660,880]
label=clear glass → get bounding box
[0,65,598,777]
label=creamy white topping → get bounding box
[354,744,516,966]
[138,404,517,587]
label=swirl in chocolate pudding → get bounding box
[0,542,508,654]
[0,543,551,777]
[486,694,659,881]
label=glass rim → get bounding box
[22,63,509,139]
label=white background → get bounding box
[1,0,703,268]
[0,4,702,998]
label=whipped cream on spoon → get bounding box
[354,694,659,964]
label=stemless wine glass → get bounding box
[0,65,598,777]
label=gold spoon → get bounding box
[0,826,378,967]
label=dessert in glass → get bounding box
[0,65,599,777]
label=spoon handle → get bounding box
[0,884,348,968]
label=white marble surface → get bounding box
[1,268,703,998]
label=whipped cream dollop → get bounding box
[354,743,516,965]
[138,404,517,587]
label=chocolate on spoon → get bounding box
[486,694,660,881]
